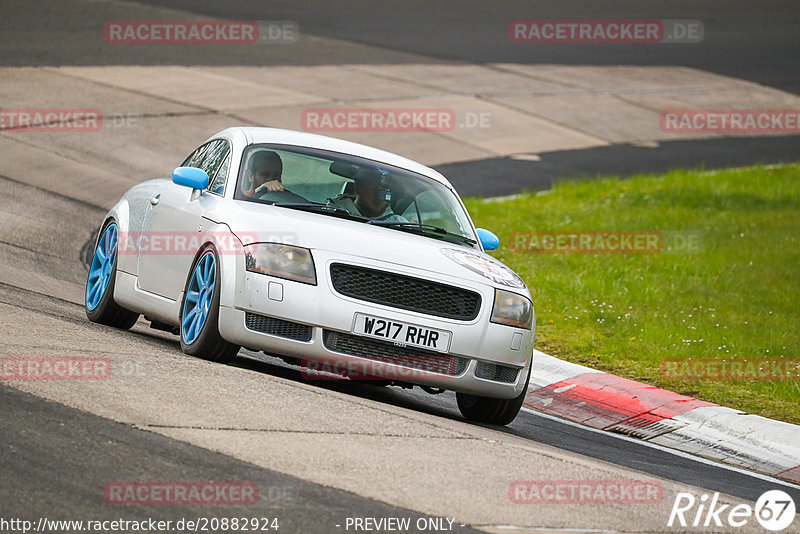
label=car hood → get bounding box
[215,200,528,293]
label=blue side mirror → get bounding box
[172,167,209,190]
[476,228,500,251]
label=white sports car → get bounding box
[85,127,535,425]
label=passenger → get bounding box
[330,172,407,223]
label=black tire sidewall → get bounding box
[497,361,532,424]
[457,359,532,425]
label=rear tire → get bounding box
[457,363,531,426]
[179,246,240,364]
[85,221,139,329]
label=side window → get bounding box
[181,139,231,195]
[208,151,230,195]
[181,142,213,169]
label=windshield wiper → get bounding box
[368,221,477,245]
[271,202,370,222]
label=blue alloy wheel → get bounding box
[181,251,217,345]
[86,223,119,311]
[84,221,139,329]
[179,247,239,363]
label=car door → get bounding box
[136,139,231,301]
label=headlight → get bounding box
[244,243,316,285]
[491,289,533,329]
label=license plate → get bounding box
[352,313,451,353]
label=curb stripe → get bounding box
[524,372,716,430]
[777,466,800,484]
[527,353,800,482]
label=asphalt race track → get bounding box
[1,1,799,532]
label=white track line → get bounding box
[521,407,800,492]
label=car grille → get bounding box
[329,264,481,320]
[475,361,521,384]
[322,330,469,376]
[245,313,312,341]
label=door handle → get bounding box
[149,194,161,206]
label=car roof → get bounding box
[212,126,455,189]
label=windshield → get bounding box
[234,144,478,248]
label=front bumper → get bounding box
[218,251,535,399]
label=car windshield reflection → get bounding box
[234,144,478,248]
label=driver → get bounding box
[243,150,284,196]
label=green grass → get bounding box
[464,163,800,424]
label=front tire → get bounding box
[179,247,240,363]
[85,221,139,329]
[457,363,531,426]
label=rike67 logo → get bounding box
[668,490,796,531]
